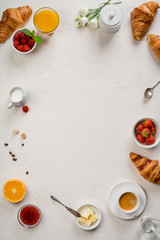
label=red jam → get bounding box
[20,206,40,226]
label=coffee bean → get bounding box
[11,154,15,157]
[22,144,24,146]
[9,151,12,155]
[13,158,17,161]
[4,143,8,146]
[26,171,29,175]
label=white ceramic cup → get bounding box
[8,87,27,109]
[118,191,140,216]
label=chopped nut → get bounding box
[21,133,27,139]
[13,129,19,134]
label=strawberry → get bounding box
[21,39,27,46]
[141,128,151,138]
[28,38,35,47]
[22,105,29,113]
[14,40,20,48]
[145,135,155,145]
[19,31,26,39]
[23,44,30,52]
[14,33,20,41]
[17,45,23,52]
[136,124,143,134]
[144,119,153,129]
[137,134,145,143]
[151,126,156,136]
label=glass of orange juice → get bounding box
[33,7,59,34]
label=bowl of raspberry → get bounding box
[11,28,37,54]
[133,118,160,148]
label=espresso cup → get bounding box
[118,191,140,215]
[8,87,27,109]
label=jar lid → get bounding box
[100,5,123,26]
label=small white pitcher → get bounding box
[8,87,27,109]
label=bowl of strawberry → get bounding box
[133,118,160,148]
[11,28,37,54]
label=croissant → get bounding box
[130,1,159,41]
[129,152,160,184]
[0,6,32,43]
[148,34,160,59]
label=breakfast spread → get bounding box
[1,0,160,236]
[130,1,159,41]
[78,208,98,227]
[135,119,156,145]
[129,152,160,184]
[148,34,160,59]
[0,6,32,43]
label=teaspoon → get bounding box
[50,195,81,218]
[144,81,160,99]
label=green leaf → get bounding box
[33,36,43,43]
[32,30,35,36]
[23,28,32,37]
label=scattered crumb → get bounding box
[22,143,24,146]
[21,133,27,139]
[4,143,8,146]
[13,129,19,134]
[12,158,17,161]
[26,171,29,175]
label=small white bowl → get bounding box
[11,28,37,54]
[133,118,160,148]
[75,204,101,231]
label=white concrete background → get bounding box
[1,0,160,239]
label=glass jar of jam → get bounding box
[17,204,42,228]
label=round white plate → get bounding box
[76,204,101,230]
[108,182,147,220]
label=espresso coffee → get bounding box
[119,192,138,211]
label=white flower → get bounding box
[79,7,89,17]
[79,17,88,27]
[88,19,99,29]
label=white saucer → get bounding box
[108,182,147,220]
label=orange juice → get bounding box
[34,7,59,33]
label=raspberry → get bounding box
[14,33,20,41]
[28,39,35,47]
[17,45,23,52]
[21,39,27,45]
[26,36,32,40]
[22,105,29,113]
[14,40,20,48]
[19,31,26,39]
[23,44,30,52]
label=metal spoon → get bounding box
[144,81,160,99]
[50,195,81,218]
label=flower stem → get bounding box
[86,0,121,20]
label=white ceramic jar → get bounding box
[99,5,123,33]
